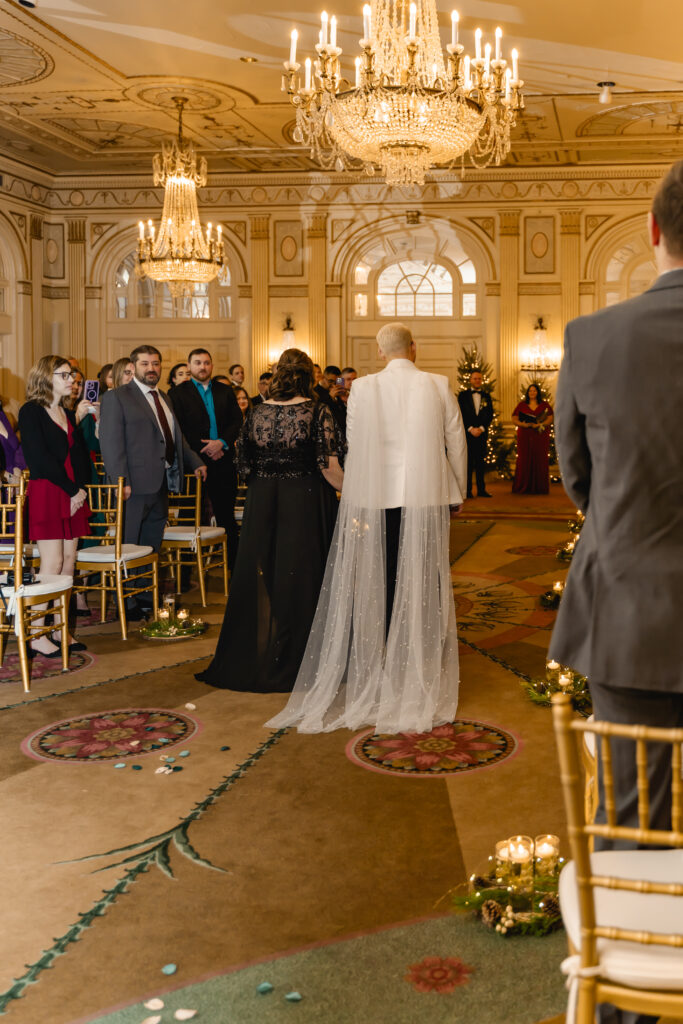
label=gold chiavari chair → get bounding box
[552,693,683,1024]
[0,491,70,691]
[0,473,40,573]
[161,473,228,607]
[72,477,158,640]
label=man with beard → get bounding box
[168,348,243,569]
[100,345,205,618]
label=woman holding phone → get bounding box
[18,356,92,657]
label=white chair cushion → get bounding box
[0,543,41,558]
[560,849,683,989]
[2,573,73,600]
[76,544,153,564]
[163,526,225,542]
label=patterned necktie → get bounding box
[150,390,176,465]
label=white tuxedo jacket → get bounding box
[345,358,467,509]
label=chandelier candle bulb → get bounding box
[409,2,417,40]
[304,56,312,90]
[511,47,519,81]
[484,42,491,75]
[475,28,482,61]
[330,15,337,49]
[495,26,502,60]
[289,29,298,65]
[451,10,459,47]
[320,11,328,47]
[362,3,371,43]
[138,221,144,240]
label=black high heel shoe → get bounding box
[28,642,62,659]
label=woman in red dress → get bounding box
[18,356,92,657]
[511,384,554,494]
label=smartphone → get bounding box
[84,379,100,404]
[336,376,345,388]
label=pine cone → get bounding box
[481,899,503,928]
[471,874,490,891]
[541,893,561,919]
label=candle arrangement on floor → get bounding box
[522,659,591,716]
[555,508,584,564]
[139,595,207,641]
[447,833,564,937]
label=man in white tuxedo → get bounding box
[268,322,468,735]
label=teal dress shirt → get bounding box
[192,378,226,449]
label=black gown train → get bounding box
[196,399,339,692]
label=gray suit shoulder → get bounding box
[566,285,669,344]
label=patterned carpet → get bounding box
[0,517,573,1024]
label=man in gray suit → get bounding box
[100,344,206,617]
[549,162,683,1024]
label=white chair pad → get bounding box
[560,849,683,989]
[76,544,154,564]
[1,573,73,600]
[163,526,225,542]
[0,543,41,559]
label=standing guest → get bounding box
[167,348,242,570]
[98,363,113,395]
[458,370,494,498]
[213,374,230,385]
[234,387,251,418]
[167,363,191,390]
[511,384,553,494]
[338,366,358,406]
[112,357,135,390]
[99,345,205,619]
[548,160,683,1024]
[18,357,91,657]
[251,371,273,406]
[228,363,245,388]
[196,348,343,693]
[312,363,323,386]
[0,399,26,481]
[315,364,347,434]
[267,323,467,734]
[64,366,84,413]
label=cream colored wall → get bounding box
[0,161,665,417]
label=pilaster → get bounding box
[29,215,43,364]
[249,216,270,374]
[498,210,521,419]
[306,214,327,369]
[66,218,87,366]
[560,209,582,337]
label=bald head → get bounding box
[377,322,415,360]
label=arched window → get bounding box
[602,238,656,307]
[376,260,453,317]
[112,253,234,321]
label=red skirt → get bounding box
[27,479,91,541]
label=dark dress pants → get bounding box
[385,507,402,637]
[466,433,487,495]
[204,456,238,570]
[590,681,683,1024]
[123,485,168,607]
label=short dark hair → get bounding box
[312,363,321,371]
[652,161,683,259]
[341,366,357,375]
[168,363,188,387]
[131,345,162,364]
[323,365,341,376]
[188,348,211,362]
[259,371,273,381]
[228,363,244,375]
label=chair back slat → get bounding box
[83,477,124,558]
[594,925,683,948]
[636,738,651,831]
[0,490,24,566]
[600,735,617,827]
[673,744,682,835]
[167,474,201,530]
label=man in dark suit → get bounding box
[549,161,683,1024]
[251,371,273,407]
[168,348,243,568]
[100,344,205,617]
[457,370,493,497]
[314,364,347,435]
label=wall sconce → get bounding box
[520,317,561,371]
[270,315,296,364]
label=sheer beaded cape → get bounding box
[266,369,460,735]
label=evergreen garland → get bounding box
[456,344,515,479]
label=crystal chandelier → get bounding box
[137,96,225,298]
[283,1,524,186]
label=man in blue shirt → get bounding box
[168,348,243,569]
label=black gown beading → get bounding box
[196,399,340,692]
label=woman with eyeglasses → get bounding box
[112,357,134,389]
[18,356,92,658]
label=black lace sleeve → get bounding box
[314,401,345,470]
[235,413,251,480]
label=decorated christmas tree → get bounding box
[456,344,514,479]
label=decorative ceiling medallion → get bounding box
[45,118,169,151]
[577,99,683,137]
[0,29,54,88]
[126,82,235,113]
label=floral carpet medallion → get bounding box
[22,707,201,764]
[405,955,474,993]
[0,650,93,685]
[346,719,519,778]
[452,576,533,635]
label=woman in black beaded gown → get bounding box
[196,349,344,693]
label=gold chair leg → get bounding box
[116,567,128,641]
[100,574,107,623]
[60,592,69,673]
[151,558,159,620]
[175,549,182,595]
[196,545,206,607]
[0,615,7,667]
[16,598,31,694]
[222,537,229,596]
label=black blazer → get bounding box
[168,378,242,461]
[18,401,91,497]
[458,389,494,433]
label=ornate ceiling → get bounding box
[0,0,682,177]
